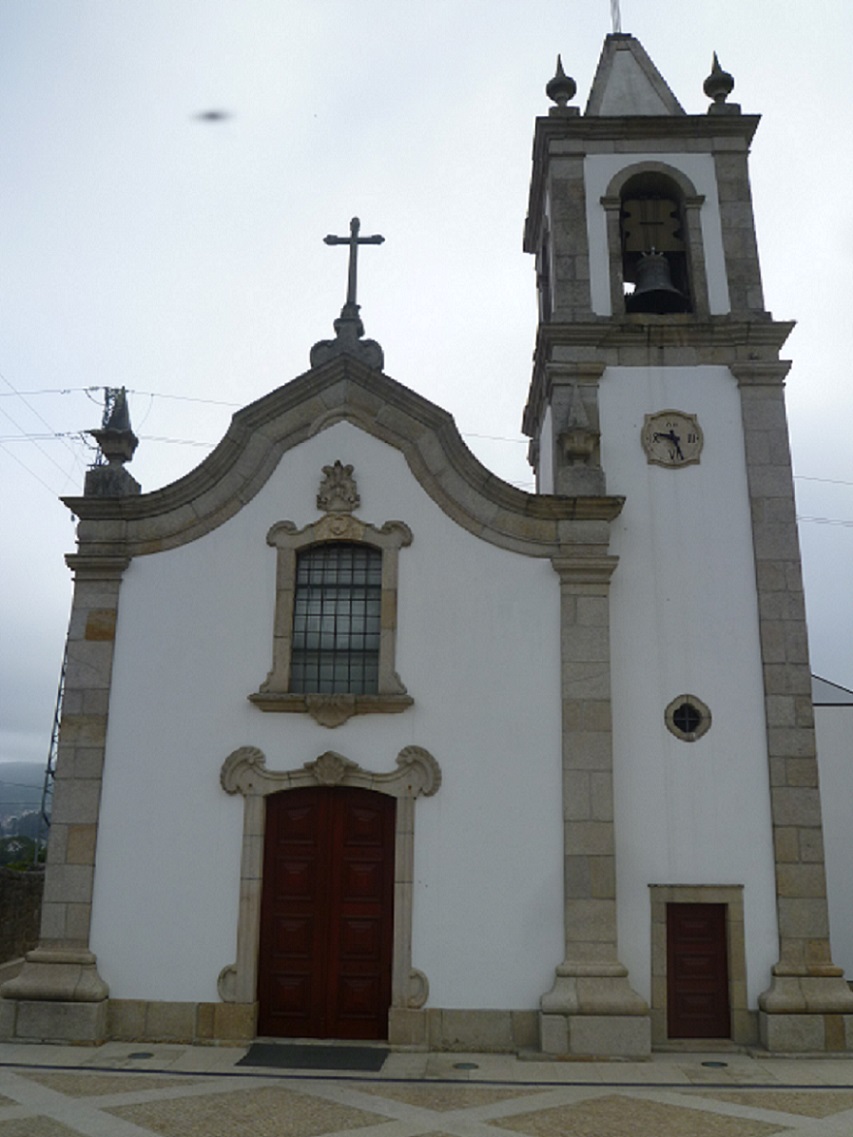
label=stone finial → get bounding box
[84,388,141,497]
[545,55,579,117]
[310,305,384,370]
[704,52,740,115]
[317,460,360,514]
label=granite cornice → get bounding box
[62,355,623,561]
[63,554,131,581]
[530,112,760,154]
[551,553,619,585]
[730,361,793,386]
[523,318,794,437]
[534,316,794,353]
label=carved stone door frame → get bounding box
[219,745,441,1035]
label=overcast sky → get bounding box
[1,0,851,772]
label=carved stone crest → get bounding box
[317,460,360,514]
[305,750,357,784]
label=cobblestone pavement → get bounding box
[1,1043,853,1136]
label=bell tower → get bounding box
[525,34,853,1055]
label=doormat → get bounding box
[237,1043,389,1072]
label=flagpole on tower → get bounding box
[611,0,622,34]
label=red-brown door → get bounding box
[667,903,731,1038]
[257,786,395,1040]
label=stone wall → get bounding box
[0,867,44,962]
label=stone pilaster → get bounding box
[540,154,593,323]
[714,149,765,313]
[735,362,853,1052]
[539,551,650,1057]
[0,554,128,1043]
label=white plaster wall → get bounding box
[584,152,730,316]
[601,365,779,1007]
[816,706,853,977]
[90,420,565,1009]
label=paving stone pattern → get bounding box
[493,1095,781,1137]
[108,1084,384,1137]
[2,1047,853,1136]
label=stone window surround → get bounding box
[249,511,413,727]
[600,161,709,319]
[664,693,712,743]
[649,883,755,1046]
[218,743,441,1039]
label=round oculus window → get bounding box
[665,694,711,742]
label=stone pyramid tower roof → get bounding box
[585,34,684,116]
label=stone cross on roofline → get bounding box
[310,216,385,371]
[324,217,384,316]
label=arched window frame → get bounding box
[600,162,708,318]
[249,511,413,726]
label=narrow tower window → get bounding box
[537,225,553,322]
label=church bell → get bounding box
[625,249,690,314]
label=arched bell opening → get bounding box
[601,163,709,319]
[620,172,691,314]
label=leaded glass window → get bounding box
[290,542,382,694]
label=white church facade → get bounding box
[2,34,851,1057]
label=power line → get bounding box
[137,435,214,448]
[797,516,853,528]
[463,432,527,444]
[0,404,78,484]
[0,372,86,479]
[4,389,853,477]
[0,387,100,397]
[794,475,853,487]
[0,385,243,409]
[0,433,83,442]
[0,439,63,496]
[1,385,851,516]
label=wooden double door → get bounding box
[257,786,396,1039]
[667,903,731,1038]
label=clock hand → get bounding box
[652,429,685,459]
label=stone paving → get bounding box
[0,1042,852,1136]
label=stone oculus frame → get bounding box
[219,744,441,1044]
[249,509,413,727]
[664,693,712,743]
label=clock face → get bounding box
[641,410,703,468]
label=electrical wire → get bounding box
[0,372,86,479]
[0,439,64,496]
[1,382,850,518]
[797,516,853,528]
[794,475,853,487]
